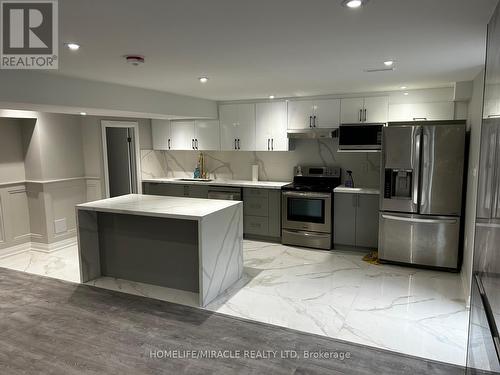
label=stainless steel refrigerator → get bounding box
[378,120,466,270]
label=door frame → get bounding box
[101,120,142,198]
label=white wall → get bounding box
[36,113,85,180]
[462,69,485,303]
[0,118,26,183]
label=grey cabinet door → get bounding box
[244,216,269,236]
[355,194,379,248]
[187,185,209,198]
[333,193,356,246]
[268,190,281,238]
[143,183,184,197]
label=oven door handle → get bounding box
[282,191,331,199]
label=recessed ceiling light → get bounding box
[199,76,209,83]
[400,86,407,90]
[269,95,275,99]
[342,0,366,8]
[384,60,394,67]
[79,112,87,116]
[403,92,409,96]
[65,43,80,51]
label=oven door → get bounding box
[282,191,332,233]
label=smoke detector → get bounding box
[125,55,145,66]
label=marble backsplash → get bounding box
[141,139,381,187]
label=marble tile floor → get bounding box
[0,239,469,367]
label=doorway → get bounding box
[101,121,141,198]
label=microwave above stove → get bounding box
[338,123,384,151]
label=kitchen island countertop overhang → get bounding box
[76,194,243,307]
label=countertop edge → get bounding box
[142,178,289,189]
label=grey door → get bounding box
[381,125,421,213]
[106,127,137,197]
[378,212,460,269]
[419,124,465,216]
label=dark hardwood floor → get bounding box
[0,267,464,374]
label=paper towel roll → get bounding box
[252,165,259,182]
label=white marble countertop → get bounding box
[142,178,290,190]
[334,185,380,195]
[77,194,241,221]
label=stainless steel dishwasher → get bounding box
[207,186,242,201]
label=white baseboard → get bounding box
[0,242,31,259]
[31,237,78,253]
[0,237,77,259]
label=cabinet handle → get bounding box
[359,109,362,122]
[192,139,195,149]
[363,109,367,122]
[413,117,427,121]
[195,139,199,149]
[168,139,171,149]
[237,139,241,150]
[271,138,274,150]
[267,138,270,150]
[309,116,313,128]
[234,139,237,150]
[313,115,317,127]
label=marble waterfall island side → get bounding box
[76,194,243,307]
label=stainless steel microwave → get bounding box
[338,123,384,151]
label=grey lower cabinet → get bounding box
[143,182,208,198]
[243,188,281,240]
[334,193,379,249]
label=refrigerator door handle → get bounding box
[381,214,458,225]
[495,127,500,218]
[412,128,422,207]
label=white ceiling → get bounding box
[56,0,497,100]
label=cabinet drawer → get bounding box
[244,196,269,216]
[243,188,269,198]
[244,216,269,236]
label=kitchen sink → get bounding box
[176,178,213,182]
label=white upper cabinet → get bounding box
[388,102,455,122]
[219,103,256,151]
[340,96,388,123]
[287,100,315,129]
[194,120,220,150]
[288,99,340,129]
[313,99,341,128]
[170,120,195,150]
[340,98,364,123]
[152,119,171,150]
[256,101,288,151]
[363,96,389,122]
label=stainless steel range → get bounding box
[281,166,341,250]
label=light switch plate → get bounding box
[54,218,67,234]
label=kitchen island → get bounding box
[76,194,243,307]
